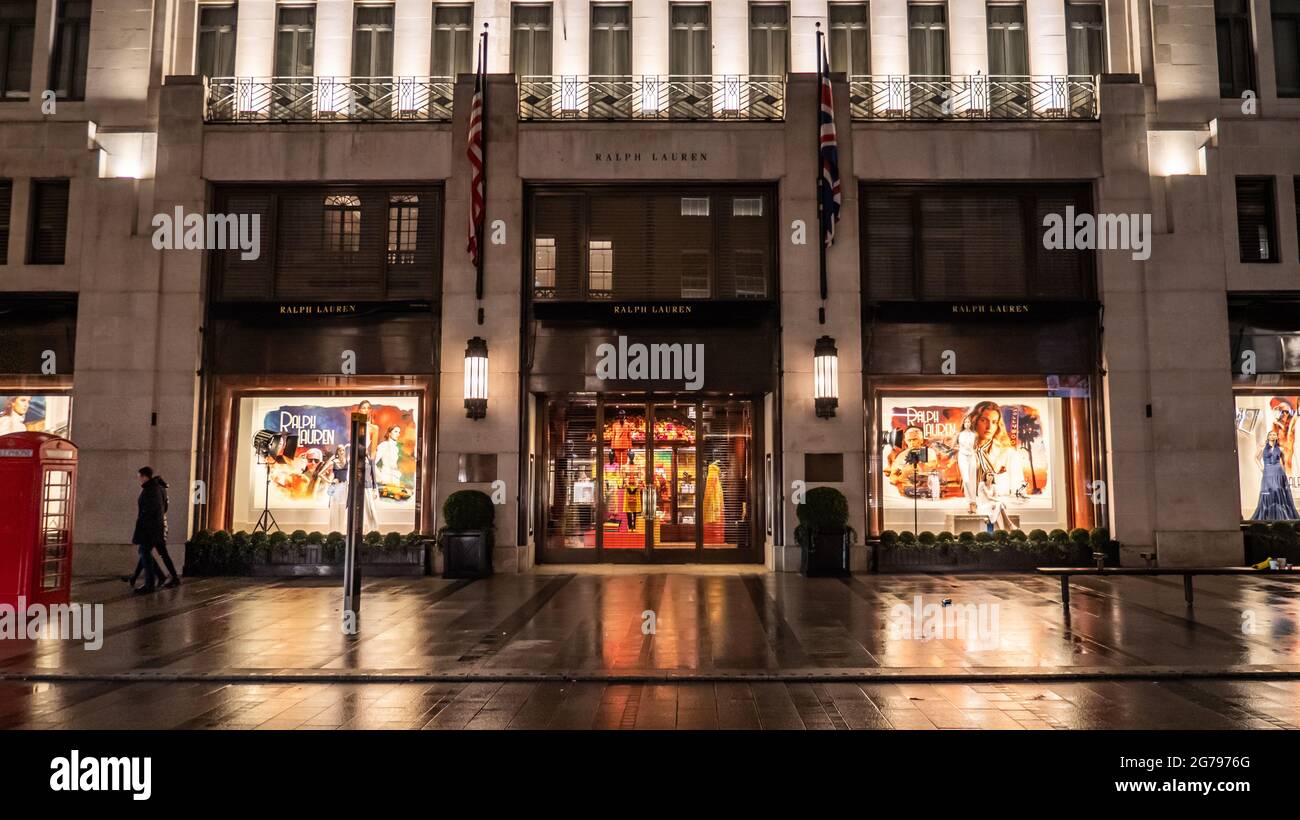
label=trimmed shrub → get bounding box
[957,530,976,544]
[879,530,899,547]
[897,531,917,544]
[268,530,289,550]
[1028,529,1049,543]
[305,531,325,545]
[796,487,850,530]
[289,529,309,545]
[974,531,994,544]
[1069,527,1090,545]
[918,531,937,545]
[383,531,405,551]
[1049,528,1070,544]
[442,490,496,531]
[936,531,955,544]
[1010,529,1029,542]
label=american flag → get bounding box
[466,45,486,268]
[818,45,842,247]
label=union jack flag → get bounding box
[466,43,486,268]
[818,45,842,247]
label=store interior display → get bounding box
[543,397,753,556]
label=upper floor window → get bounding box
[987,3,1028,76]
[0,179,11,264]
[387,194,419,265]
[1216,0,1256,98]
[51,0,91,100]
[196,4,238,79]
[28,180,70,265]
[670,4,711,76]
[274,5,315,77]
[0,1,35,100]
[511,5,552,77]
[829,3,870,77]
[590,4,630,76]
[1275,0,1300,97]
[528,187,775,302]
[432,5,473,77]
[1235,177,1278,263]
[324,194,362,253]
[1065,1,1106,76]
[908,4,948,76]
[352,5,394,78]
[749,4,789,77]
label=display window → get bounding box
[0,394,72,437]
[872,385,1098,535]
[1234,393,1300,521]
[540,394,757,562]
[229,394,419,533]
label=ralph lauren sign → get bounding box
[594,152,710,163]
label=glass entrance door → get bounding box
[650,402,697,558]
[539,395,759,563]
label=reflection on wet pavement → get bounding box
[2,571,1296,677]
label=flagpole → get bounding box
[475,23,488,319]
[816,23,828,323]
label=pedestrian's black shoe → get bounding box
[133,586,156,595]
[163,577,180,589]
[119,575,132,584]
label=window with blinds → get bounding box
[212,185,443,301]
[28,180,70,265]
[1235,177,1278,263]
[528,187,776,302]
[0,180,11,264]
[51,0,90,100]
[861,184,1094,301]
[0,1,36,99]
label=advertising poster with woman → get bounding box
[1235,395,1300,520]
[879,395,1065,532]
[0,395,72,437]
[232,395,418,532]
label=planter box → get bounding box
[875,542,1089,572]
[801,529,851,577]
[443,530,493,578]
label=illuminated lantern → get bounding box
[464,336,488,420]
[814,335,839,419]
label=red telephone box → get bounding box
[0,432,77,608]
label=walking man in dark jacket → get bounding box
[132,466,180,593]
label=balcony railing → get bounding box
[204,76,455,123]
[518,75,786,121]
[848,75,1098,121]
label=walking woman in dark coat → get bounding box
[130,466,180,593]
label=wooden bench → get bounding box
[1036,566,1300,610]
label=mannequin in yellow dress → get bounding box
[623,465,643,531]
[703,461,724,525]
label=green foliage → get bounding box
[993,529,1011,544]
[879,530,898,546]
[935,531,955,544]
[1069,528,1090,545]
[957,530,976,544]
[1028,529,1048,542]
[383,531,404,551]
[918,531,937,545]
[305,531,325,545]
[974,531,994,544]
[796,487,850,531]
[1048,528,1070,543]
[897,530,917,545]
[268,530,289,549]
[443,490,496,531]
[290,529,309,545]
[1010,529,1028,542]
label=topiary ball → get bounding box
[443,489,496,530]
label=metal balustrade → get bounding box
[848,75,1098,121]
[518,75,786,121]
[204,76,456,122]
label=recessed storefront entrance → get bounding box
[538,395,760,563]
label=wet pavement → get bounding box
[3,569,1299,678]
[1,569,1298,728]
[2,679,1297,729]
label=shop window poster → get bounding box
[0,395,72,437]
[1235,394,1300,520]
[234,396,418,532]
[879,396,1057,511]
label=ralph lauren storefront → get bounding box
[524,184,780,563]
